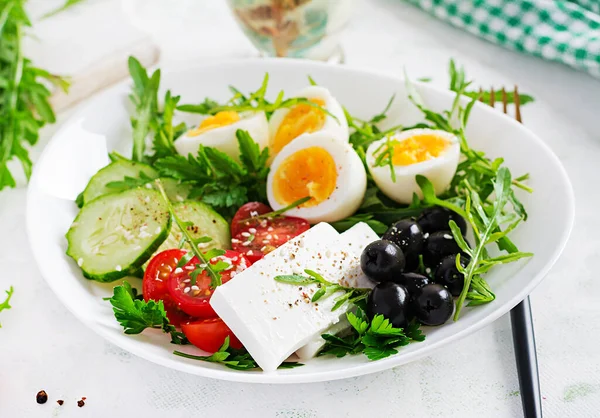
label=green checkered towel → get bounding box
[408,0,600,78]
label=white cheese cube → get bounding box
[210,222,341,372]
[295,222,379,360]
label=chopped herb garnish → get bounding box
[0,286,14,327]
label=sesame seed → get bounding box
[274,234,279,240]
[191,285,200,291]
[145,183,152,189]
[174,267,183,274]
[115,265,122,272]
[197,242,210,249]
[155,226,161,234]
[231,238,241,244]
[184,287,191,293]
[247,250,253,255]
[77,258,83,267]
[184,279,191,283]
[266,234,273,240]
[242,241,252,246]
[199,263,207,268]
[261,246,267,252]
[267,227,274,232]
[249,228,257,234]
[250,211,258,217]
[443,234,452,240]
[262,240,270,244]
[144,196,150,203]
[241,232,251,237]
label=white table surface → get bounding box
[2,1,600,417]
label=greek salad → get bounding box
[66,57,533,371]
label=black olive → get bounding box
[361,240,405,283]
[417,206,467,235]
[382,219,424,257]
[412,284,454,326]
[435,254,469,296]
[394,272,431,297]
[367,282,409,329]
[403,253,420,272]
[425,230,463,259]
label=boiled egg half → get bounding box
[268,86,348,159]
[267,131,366,223]
[175,111,269,160]
[366,128,460,204]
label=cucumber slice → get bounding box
[67,188,171,282]
[157,177,192,202]
[157,200,230,254]
[82,160,159,204]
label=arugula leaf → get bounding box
[173,336,304,371]
[154,129,270,217]
[108,281,188,344]
[274,269,371,311]
[128,57,160,162]
[0,286,14,327]
[0,2,68,191]
[42,0,86,18]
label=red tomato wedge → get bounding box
[181,318,242,353]
[230,201,271,236]
[143,249,190,326]
[167,250,250,318]
[231,214,310,263]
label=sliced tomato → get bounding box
[167,250,250,318]
[181,318,242,353]
[231,202,271,236]
[143,249,190,326]
[232,215,310,263]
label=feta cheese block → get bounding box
[210,221,379,371]
[295,222,379,360]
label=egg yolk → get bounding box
[187,111,240,137]
[272,98,326,154]
[387,134,449,166]
[273,146,337,208]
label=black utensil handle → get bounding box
[510,296,542,418]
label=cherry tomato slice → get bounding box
[181,318,243,353]
[231,216,310,263]
[167,250,250,318]
[231,202,271,237]
[143,249,190,326]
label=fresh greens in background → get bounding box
[42,0,87,18]
[0,0,69,192]
[0,286,14,327]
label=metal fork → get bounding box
[480,87,542,418]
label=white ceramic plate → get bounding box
[27,59,574,384]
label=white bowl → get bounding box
[26,59,574,384]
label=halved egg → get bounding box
[268,86,348,159]
[174,111,269,160]
[267,131,366,223]
[366,128,460,204]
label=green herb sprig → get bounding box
[0,286,14,327]
[318,308,425,360]
[0,1,69,191]
[177,73,339,122]
[154,129,270,218]
[274,269,371,311]
[108,281,188,344]
[174,336,303,371]
[155,180,228,288]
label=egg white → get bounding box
[267,131,366,224]
[366,129,460,204]
[268,86,348,158]
[174,111,269,161]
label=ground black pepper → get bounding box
[77,399,85,407]
[56,400,64,406]
[36,390,48,404]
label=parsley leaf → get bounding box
[319,309,424,361]
[0,286,14,327]
[108,281,188,344]
[173,336,304,371]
